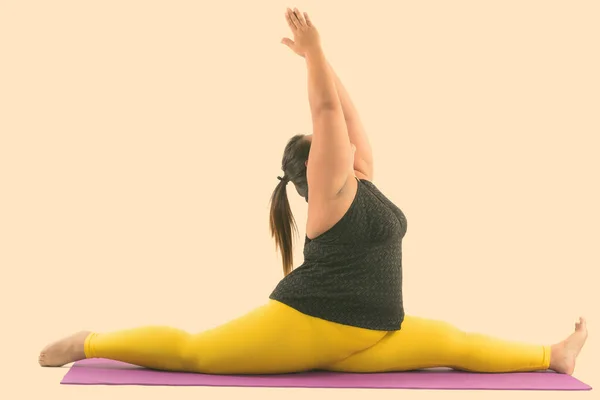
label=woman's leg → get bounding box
[39,300,387,374]
[325,315,588,375]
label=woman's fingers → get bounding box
[293,8,307,27]
[303,12,313,27]
[285,7,312,33]
[285,9,297,30]
[289,8,304,29]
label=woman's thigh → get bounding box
[324,315,466,372]
[184,300,387,374]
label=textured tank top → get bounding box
[269,177,408,331]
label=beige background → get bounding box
[1,0,598,399]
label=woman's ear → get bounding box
[305,160,308,167]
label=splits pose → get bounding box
[39,8,587,376]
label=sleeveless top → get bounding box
[269,177,408,331]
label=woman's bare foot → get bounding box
[38,331,91,367]
[549,317,588,375]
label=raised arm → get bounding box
[282,17,374,181]
[284,8,354,198]
[328,65,374,180]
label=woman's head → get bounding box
[269,134,311,276]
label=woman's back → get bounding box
[269,177,408,331]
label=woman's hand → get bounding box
[281,8,321,58]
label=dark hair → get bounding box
[269,134,311,276]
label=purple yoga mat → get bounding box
[61,359,592,391]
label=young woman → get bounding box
[39,7,587,376]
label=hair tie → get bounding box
[277,175,289,184]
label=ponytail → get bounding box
[269,178,297,276]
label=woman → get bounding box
[39,7,587,376]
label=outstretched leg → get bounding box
[39,300,386,374]
[325,315,588,375]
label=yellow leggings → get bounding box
[85,300,551,374]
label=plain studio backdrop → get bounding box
[1,1,598,399]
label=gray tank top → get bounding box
[269,177,407,331]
